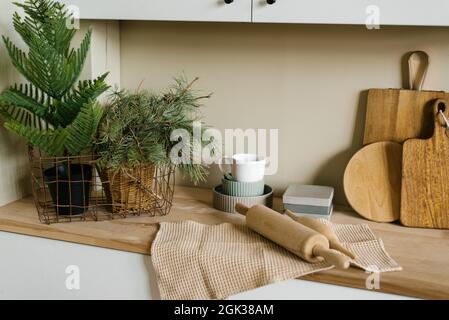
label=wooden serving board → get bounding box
[363,89,449,145]
[344,141,402,222]
[401,99,449,229]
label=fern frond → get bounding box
[14,0,76,54]
[0,104,48,131]
[65,100,103,155]
[61,28,92,95]
[56,73,109,127]
[0,84,52,122]
[2,36,48,94]
[4,120,66,156]
[4,4,90,99]
[50,6,77,55]
[14,0,57,25]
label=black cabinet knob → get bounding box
[267,0,276,4]
[224,0,234,4]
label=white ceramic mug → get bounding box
[219,154,267,182]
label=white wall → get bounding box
[120,21,449,204]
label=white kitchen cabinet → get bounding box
[60,0,449,26]
[60,0,252,22]
[252,0,449,26]
[0,231,411,300]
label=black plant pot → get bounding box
[44,164,93,215]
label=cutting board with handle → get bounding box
[401,99,449,229]
[364,51,449,145]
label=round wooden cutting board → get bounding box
[344,141,402,222]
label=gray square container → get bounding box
[283,184,334,217]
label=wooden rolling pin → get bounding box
[285,210,356,259]
[235,203,351,269]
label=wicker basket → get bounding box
[99,165,174,216]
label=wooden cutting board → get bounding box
[363,51,449,145]
[364,89,449,145]
[344,141,402,223]
[401,99,449,229]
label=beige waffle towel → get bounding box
[151,220,401,300]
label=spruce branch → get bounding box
[96,77,211,184]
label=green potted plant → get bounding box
[0,0,109,215]
[96,77,210,214]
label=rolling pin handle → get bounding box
[329,242,356,260]
[313,245,351,270]
[235,203,249,215]
[285,210,356,259]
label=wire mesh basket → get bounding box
[98,165,175,217]
[29,147,175,224]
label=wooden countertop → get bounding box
[0,186,448,299]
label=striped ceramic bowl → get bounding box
[213,185,273,213]
[221,178,265,197]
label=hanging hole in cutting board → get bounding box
[419,99,439,139]
[437,102,449,135]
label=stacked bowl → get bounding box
[213,154,273,213]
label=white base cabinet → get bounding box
[0,231,413,300]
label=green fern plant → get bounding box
[0,0,109,156]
